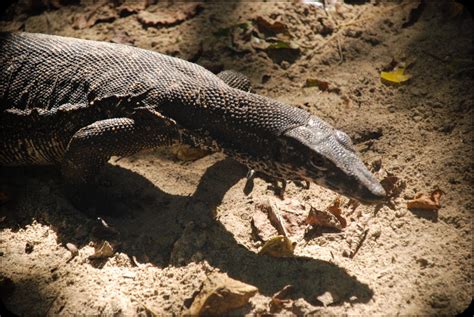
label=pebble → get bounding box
[25,242,34,254]
[429,292,450,308]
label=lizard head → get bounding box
[274,115,386,204]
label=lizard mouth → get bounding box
[310,165,387,204]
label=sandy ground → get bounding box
[0,0,472,315]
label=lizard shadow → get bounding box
[0,157,374,307]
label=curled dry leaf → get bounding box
[89,241,115,259]
[381,67,411,85]
[259,236,295,258]
[188,273,257,316]
[306,207,345,230]
[327,197,347,228]
[407,189,444,210]
[306,198,347,230]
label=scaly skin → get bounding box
[0,32,386,203]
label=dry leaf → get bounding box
[170,144,209,161]
[407,189,444,210]
[254,16,288,35]
[327,197,347,228]
[306,198,347,230]
[188,273,257,316]
[306,207,345,230]
[89,241,114,259]
[259,236,295,258]
[137,3,202,27]
[381,67,411,84]
[253,198,308,242]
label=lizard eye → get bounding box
[310,155,326,169]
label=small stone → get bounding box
[25,242,34,254]
[429,292,450,308]
[280,61,290,70]
[66,243,78,257]
[370,226,382,239]
[316,291,334,307]
[416,257,430,268]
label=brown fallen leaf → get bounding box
[89,240,115,259]
[306,207,345,230]
[170,144,209,161]
[254,16,288,35]
[137,3,202,27]
[326,197,347,228]
[407,189,444,210]
[259,236,296,258]
[188,273,257,316]
[306,198,347,230]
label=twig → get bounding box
[421,50,448,63]
[45,294,60,315]
[336,36,344,64]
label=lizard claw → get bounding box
[243,168,255,195]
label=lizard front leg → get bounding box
[61,109,178,184]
